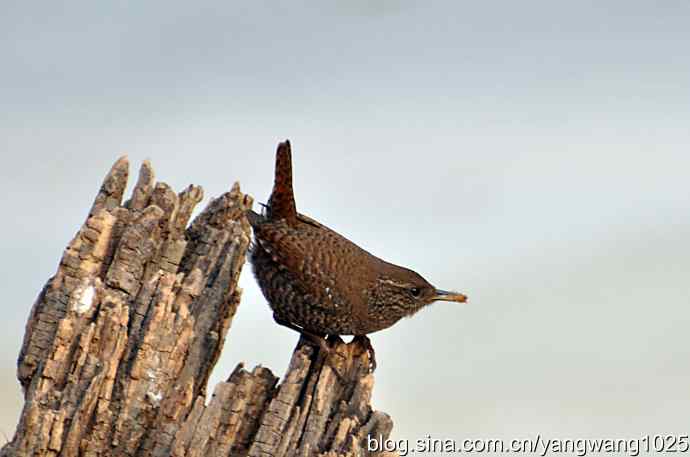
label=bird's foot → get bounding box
[274,316,349,380]
[297,330,329,353]
[298,333,348,381]
[352,335,377,372]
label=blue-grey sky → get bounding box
[2,0,690,447]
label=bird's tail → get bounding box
[245,209,265,229]
[267,140,298,225]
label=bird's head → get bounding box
[371,265,467,320]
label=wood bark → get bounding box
[2,158,394,457]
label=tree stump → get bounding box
[2,158,394,457]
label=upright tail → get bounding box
[267,140,298,225]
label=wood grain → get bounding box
[2,158,394,457]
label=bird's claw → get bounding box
[297,331,376,379]
[353,335,377,373]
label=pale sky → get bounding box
[2,0,690,449]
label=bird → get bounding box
[246,140,467,370]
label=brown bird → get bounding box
[247,141,467,369]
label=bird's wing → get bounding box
[253,219,365,314]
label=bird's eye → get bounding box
[410,287,422,297]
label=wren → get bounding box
[247,141,467,369]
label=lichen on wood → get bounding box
[2,157,394,457]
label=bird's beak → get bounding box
[433,289,468,303]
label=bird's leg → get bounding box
[273,315,346,377]
[353,335,377,372]
[273,314,327,348]
[320,335,350,382]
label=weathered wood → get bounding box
[2,158,394,457]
